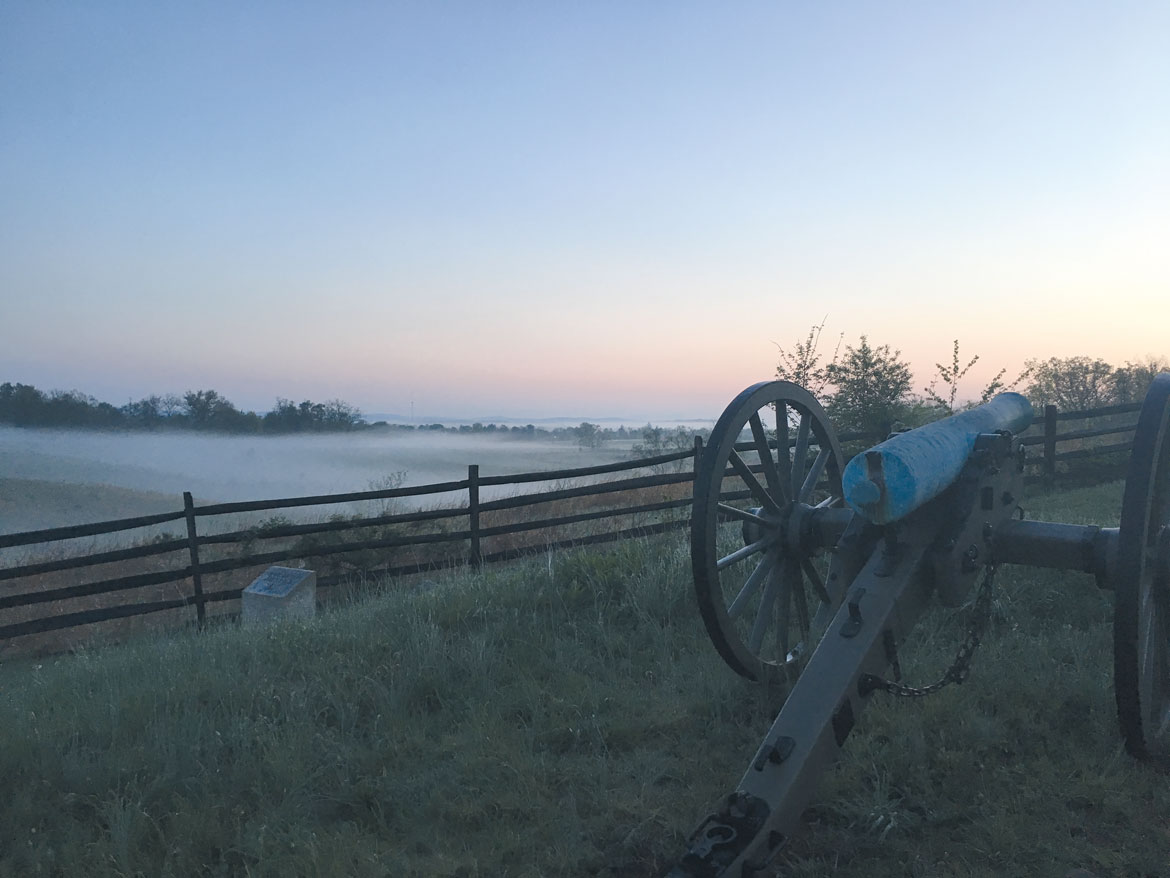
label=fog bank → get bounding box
[1,427,634,535]
[1,427,631,500]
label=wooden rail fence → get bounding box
[0,444,705,645]
[0,400,1142,647]
[1021,401,1143,482]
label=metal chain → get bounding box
[862,564,998,698]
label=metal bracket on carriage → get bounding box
[752,735,796,771]
[873,527,903,578]
[925,430,1025,606]
[839,588,865,638]
[667,792,773,878]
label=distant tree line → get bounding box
[1020,356,1167,411]
[415,420,659,446]
[566,421,702,451]
[0,383,364,434]
[774,322,1167,436]
[0,382,683,445]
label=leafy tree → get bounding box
[0,383,124,428]
[573,422,604,449]
[822,336,913,435]
[261,397,363,432]
[122,395,165,428]
[45,390,97,426]
[1110,357,1169,404]
[773,319,842,398]
[1,382,360,433]
[181,389,258,432]
[263,398,302,432]
[183,389,228,426]
[1023,357,1115,410]
[299,400,327,427]
[321,399,362,430]
[630,423,700,473]
[0,382,46,424]
[630,423,695,456]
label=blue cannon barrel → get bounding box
[842,393,1033,525]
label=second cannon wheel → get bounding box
[1114,372,1170,759]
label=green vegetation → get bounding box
[573,422,606,449]
[923,339,1024,413]
[774,327,1014,435]
[0,382,364,434]
[0,381,683,445]
[821,336,915,436]
[774,325,1165,435]
[1023,355,1169,410]
[1,482,1166,876]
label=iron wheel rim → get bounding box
[1114,372,1170,758]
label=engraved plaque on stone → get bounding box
[242,566,316,625]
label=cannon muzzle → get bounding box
[842,393,1033,525]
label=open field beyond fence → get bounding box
[0,398,1142,657]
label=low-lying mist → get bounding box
[0,426,634,535]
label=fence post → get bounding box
[468,465,481,571]
[1043,405,1058,484]
[183,491,206,628]
[693,435,704,474]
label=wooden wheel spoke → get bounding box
[798,447,831,503]
[800,558,832,605]
[728,449,782,514]
[790,413,811,499]
[749,412,788,503]
[774,561,793,659]
[717,503,771,527]
[717,536,771,570]
[728,553,776,620]
[774,403,793,497]
[788,558,810,643]
[749,566,782,653]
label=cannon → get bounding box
[668,374,1170,877]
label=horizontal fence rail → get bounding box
[0,438,707,646]
[0,399,1143,647]
[1021,401,1141,483]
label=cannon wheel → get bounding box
[692,381,846,681]
[1114,372,1170,758]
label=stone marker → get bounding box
[242,566,316,625]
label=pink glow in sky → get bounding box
[2,2,1167,422]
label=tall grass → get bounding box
[1,480,1166,876]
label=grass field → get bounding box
[0,477,191,539]
[0,480,1166,877]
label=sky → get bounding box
[2,1,1167,422]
